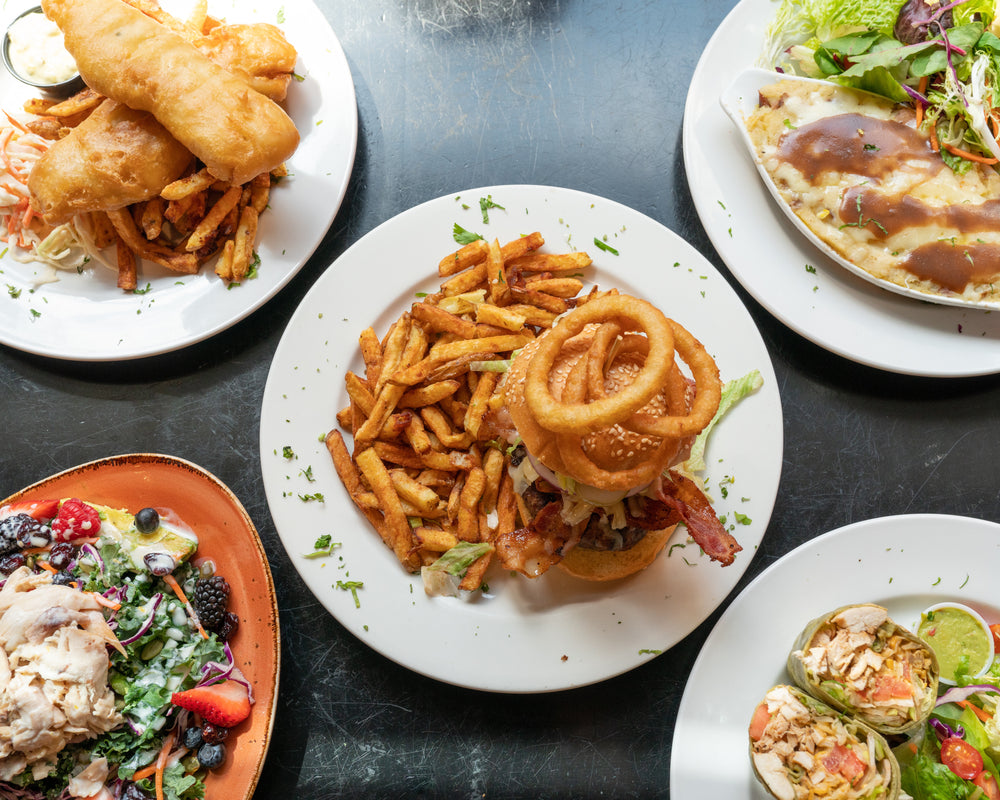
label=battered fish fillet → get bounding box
[41,0,300,186]
[28,22,298,223]
[28,101,191,223]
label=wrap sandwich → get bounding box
[749,684,902,800]
[787,603,939,736]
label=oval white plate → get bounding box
[721,67,1000,312]
[670,513,1000,799]
[684,0,1000,377]
[259,184,783,693]
[0,0,357,361]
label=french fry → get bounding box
[250,172,271,214]
[389,334,530,387]
[215,239,235,281]
[474,302,525,331]
[456,468,486,542]
[186,185,241,252]
[397,379,461,409]
[496,470,517,536]
[161,168,215,201]
[404,414,433,455]
[420,406,472,450]
[524,276,585,297]
[508,286,568,314]
[230,205,259,282]
[389,469,441,516]
[480,446,505,514]
[507,250,591,273]
[410,301,478,339]
[464,371,498,440]
[325,430,385,529]
[106,209,199,274]
[87,212,118,250]
[139,197,165,240]
[438,238,489,277]
[413,526,460,553]
[116,236,137,291]
[355,447,419,570]
[359,327,383,386]
[486,238,508,304]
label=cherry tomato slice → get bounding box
[990,623,1000,653]
[974,771,1000,800]
[940,737,984,781]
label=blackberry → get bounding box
[48,542,75,571]
[122,783,153,800]
[196,742,226,770]
[0,514,40,555]
[51,571,76,587]
[200,722,230,744]
[192,576,230,632]
[217,611,239,641]
[0,552,26,575]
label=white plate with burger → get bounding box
[0,0,356,361]
[259,184,783,693]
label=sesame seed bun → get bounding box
[504,325,680,486]
[557,523,679,581]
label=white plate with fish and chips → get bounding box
[0,0,357,361]
[259,184,783,693]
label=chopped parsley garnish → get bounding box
[593,236,619,255]
[300,465,315,482]
[336,580,364,608]
[304,535,341,559]
[282,446,296,459]
[132,283,152,295]
[298,492,325,502]
[6,284,21,299]
[453,223,483,245]
[479,195,505,224]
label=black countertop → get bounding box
[3,0,1000,797]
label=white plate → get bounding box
[670,513,1000,799]
[0,0,357,361]
[259,184,783,693]
[683,0,1000,377]
[721,67,1000,313]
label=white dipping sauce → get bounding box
[7,11,77,85]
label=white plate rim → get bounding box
[0,0,357,361]
[669,512,1000,799]
[683,0,1000,377]
[259,183,784,693]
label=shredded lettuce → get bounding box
[682,369,763,475]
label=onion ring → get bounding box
[622,320,721,439]
[524,294,675,434]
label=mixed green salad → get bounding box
[0,498,250,800]
[898,619,1000,800]
[764,0,1000,171]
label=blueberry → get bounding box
[182,726,204,749]
[135,507,160,534]
[197,742,226,770]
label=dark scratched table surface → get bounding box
[3,1,1000,798]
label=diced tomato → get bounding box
[824,744,867,786]
[974,771,1000,800]
[872,675,913,702]
[749,702,771,741]
[941,737,984,781]
[990,624,1000,654]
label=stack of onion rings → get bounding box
[522,293,722,490]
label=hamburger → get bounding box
[495,293,742,581]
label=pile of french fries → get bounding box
[326,230,594,591]
[22,0,282,290]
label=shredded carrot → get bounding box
[942,142,999,164]
[957,698,993,723]
[90,592,121,611]
[37,560,58,574]
[154,729,175,800]
[163,573,209,639]
[915,75,928,128]
[930,123,939,151]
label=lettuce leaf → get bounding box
[682,369,763,475]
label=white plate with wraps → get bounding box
[671,514,1000,798]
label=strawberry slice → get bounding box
[171,680,251,727]
[51,498,102,542]
[0,499,59,522]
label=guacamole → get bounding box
[917,605,992,683]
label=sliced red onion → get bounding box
[931,716,965,741]
[79,541,105,574]
[118,593,162,646]
[197,642,255,703]
[936,683,1000,707]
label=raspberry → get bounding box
[51,499,102,542]
[193,576,230,632]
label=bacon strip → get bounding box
[657,470,742,566]
[494,501,570,577]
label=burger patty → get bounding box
[521,479,677,553]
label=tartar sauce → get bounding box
[7,11,77,85]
